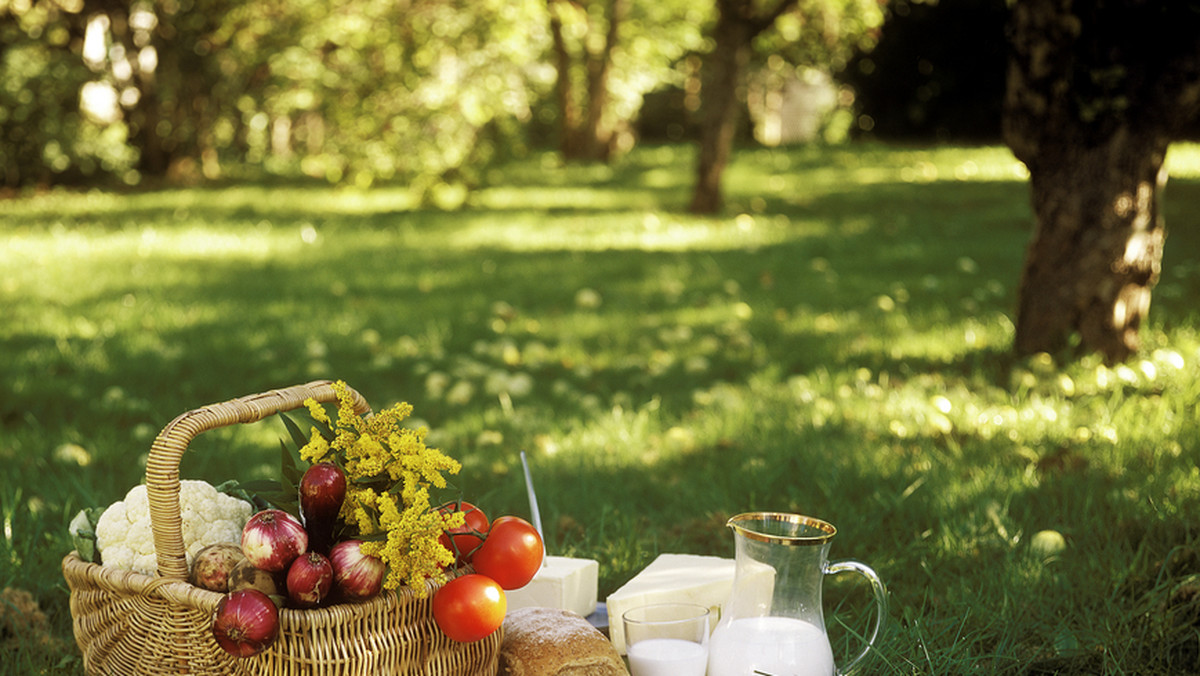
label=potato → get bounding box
[190,543,246,592]
[227,558,281,597]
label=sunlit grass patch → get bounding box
[1167,141,1200,179]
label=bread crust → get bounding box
[499,607,628,675]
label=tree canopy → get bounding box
[2,0,883,199]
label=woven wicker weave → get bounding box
[62,380,501,676]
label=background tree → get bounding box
[0,0,119,187]
[689,0,796,214]
[3,0,554,196]
[549,0,627,161]
[210,0,547,198]
[79,0,234,180]
[1003,0,1200,362]
[547,0,706,163]
[688,0,883,214]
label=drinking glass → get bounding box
[623,602,710,676]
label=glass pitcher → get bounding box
[707,512,888,676]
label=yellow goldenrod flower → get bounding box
[299,427,331,464]
[305,398,331,426]
[302,380,462,596]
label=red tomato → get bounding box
[438,501,490,566]
[471,515,544,590]
[432,574,506,643]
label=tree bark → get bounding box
[1003,0,1200,362]
[548,0,628,162]
[689,0,798,214]
[580,0,628,162]
[548,0,583,158]
[689,12,752,214]
[1012,129,1168,361]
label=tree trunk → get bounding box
[548,0,627,163]
[689,0,798,214]
[135,58,169,177]
[689,13,752,214]
[1013,130,1168,361]
[579,0,628,162]
[548,0,583,158]
[1003,0,1200,362]
[101,5,170,176]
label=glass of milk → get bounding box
[622,603,710,676]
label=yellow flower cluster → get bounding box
[299,381,463,594]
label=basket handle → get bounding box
[145,380,372,580]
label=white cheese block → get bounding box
[505,555,599,618]
[605,553,736,654]
[723,558,777,618]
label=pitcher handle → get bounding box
[825,559,888,676]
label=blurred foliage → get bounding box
[548,0,708,161]
[753,0,885,71]
[219,0,551,196]
[749,0,886,145]
[0,0,133,187]
[2,0,886,196]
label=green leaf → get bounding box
[215,479,277,512]
[351,474,389,486]
[235,474,299,516]
[280,411,310,452]
[1053,626,1083,656]
[280,438,303,487]
[69,507,104,563]
[312,413,336,442]
[269,494,300,517]
[236,478,288,494]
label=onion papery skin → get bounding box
[242,509,308,573]
[211,589,280,658]
[286,552,333,608]
[329,539,386,601]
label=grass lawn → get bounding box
[3,141,1200,674]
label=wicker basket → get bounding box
[62,380,501,676]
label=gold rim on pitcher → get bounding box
[726,511,837,546]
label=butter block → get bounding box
[605,553,735,654]
[505,556,599,618]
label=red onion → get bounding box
[211,589,280,658]
[329,539,385,601]
[242,509,308,572]
[299,462,346,554]
[286,551,333,608]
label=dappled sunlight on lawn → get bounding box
[5,143,1200,674]
[1167,142,1200,178]
[3,222,296,264]
[442,210,809,252]
[0,184,421,220]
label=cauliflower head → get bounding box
[95,480,254,576]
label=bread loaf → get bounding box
[499,607,629,675]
